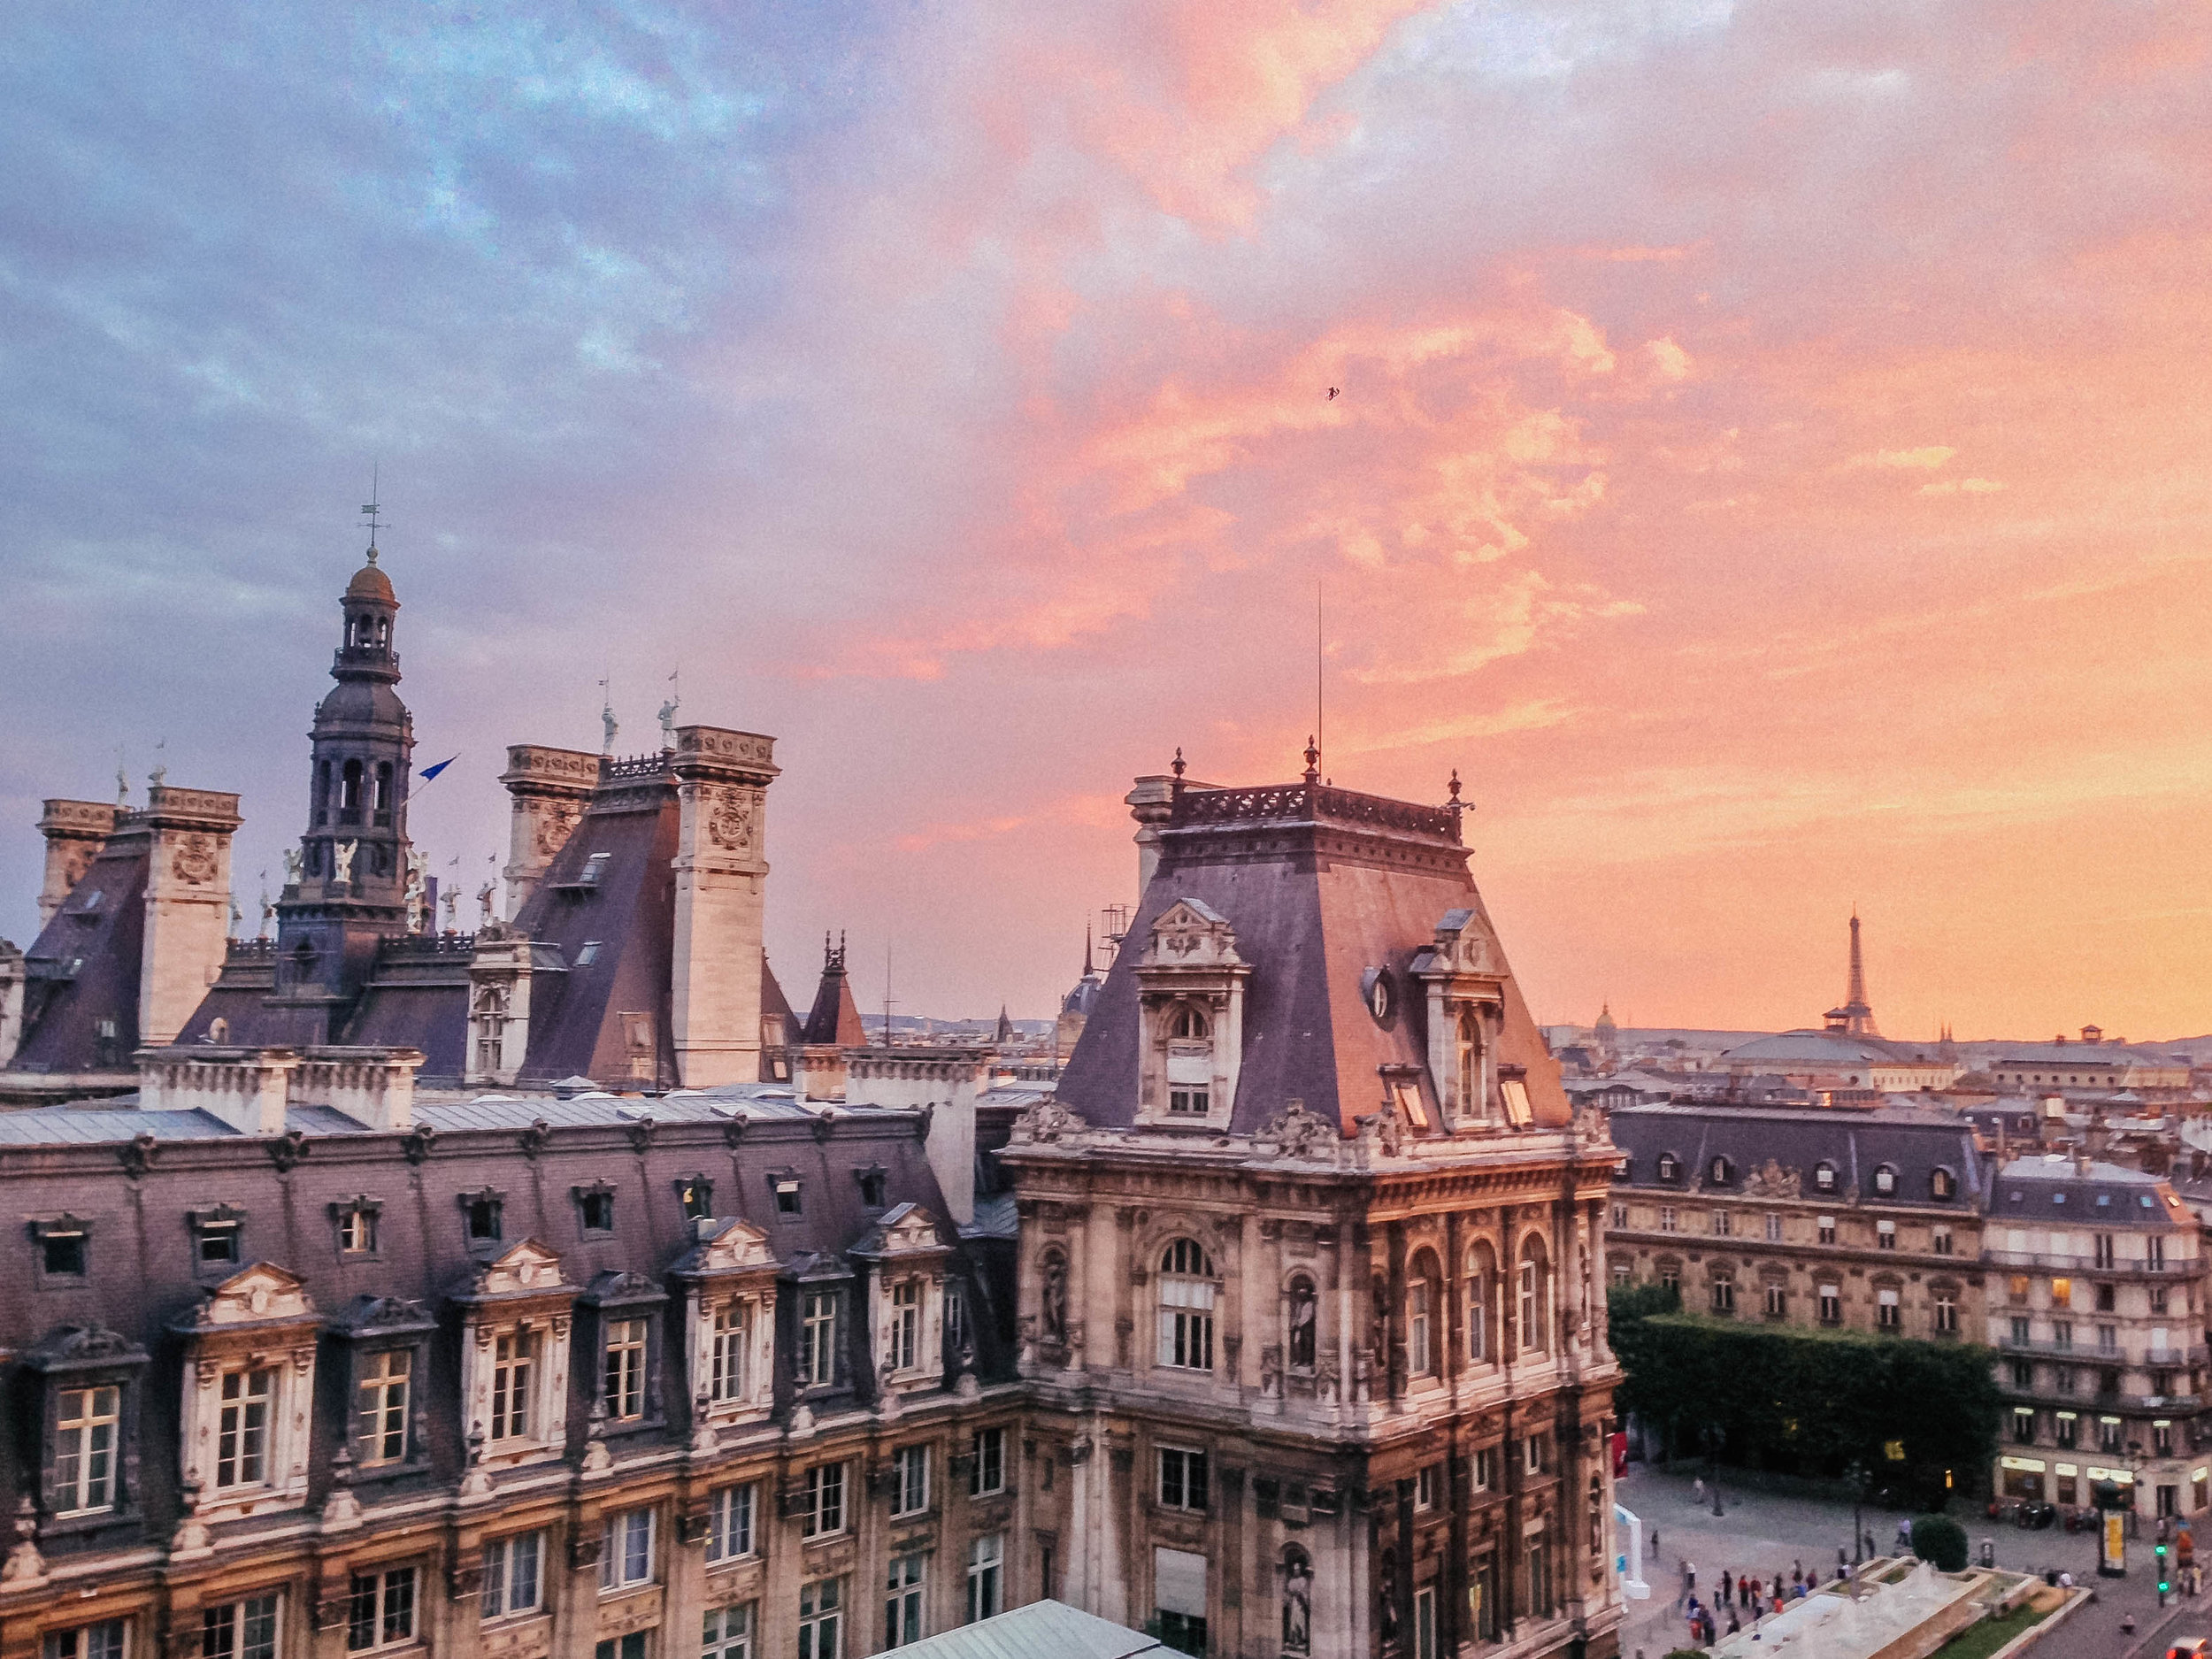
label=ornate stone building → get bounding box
[1002,762,1624,1659]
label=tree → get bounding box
[1911,1514,1969,1571]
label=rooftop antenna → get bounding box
[881,941,895,1048]
[360,464,385,563]
[1316,577,1324,780]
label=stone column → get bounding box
[669,726,779,1087]
[37,798,118,926]
[499,744,597,916]
[138,787,242,1047]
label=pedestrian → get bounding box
[1686,1562,1697,1596]
[1720,1570,1732,1608]
[1650,1530,1659,1559]
[1727,1609,1741,1636]
[1694,1478,1706,1504]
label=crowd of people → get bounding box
[1671,1557,1835,1647]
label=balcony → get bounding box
[1985,1248,2178,1274]
[1998,1336,2208,1370]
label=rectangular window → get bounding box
[1473,1556,1499,1641]
[347,1568,416,1653]
[1818,1217,1837,1247]
[702,1605,752,1659]
[2013,1409,2037,1444]
[215,1367,274,1489]
[1710,1276,1735,1316]
[2150,1237,2168,1271]
[2095,1234,2116,1270]
[1415,1463,1439,1512]
[1525,1435,1546,1477]
[891,1446,930,1517]
[971,1427,1005,1496]
[2011,1359,2035,1389]
[1877,1288,1901,1329]
[1610,1202,1628,1228]
[53,1384,120,1514]
[1817,1285,1841,1325]
[803,1463,847,1539]
[338,1208,378,1255]
[1765,1213,1784,1243]
[603,1317,649,1421]
[2011,1316,2032,1345]
[710,1301,749,1402]
[1159,1447,1210,1512]
[481,1532,544,1620]
[2101,1417,2124,1454]
[599,1508,657,1592]
[1934,1292,1958,1333]
[798,1579,841,1659]
[2157,1421,2175,1456]
[2054,1320,2074,1351]
[1473,1447,1495,1493]
[1658,1207,1677,1234]
[1764,1284,1786,1318]
[1527,1537,1554,1618]
[705,1483,757,1563]
[802,1292,838,1388]
[356,1349,411,1466]
[888,1280,920,1372]
[50,1624,127,1659]
[2099,1324,2118,1354]
[490,1329,537,1441]
[196,1221,241,1269]
[2055,1413,2078,1448]
[1932,1225,1954,1256]
[967,1535,1003,1624]
[1414,1584,1438,1659]
[1876,1220,1897,1251]
[202,1596,280,1659]
[1711,1210,1732,1238]
[945,1282,966,1353]
[885,1555,926,1649]
[594,1635,646,1659]
[41,1229,89,1279]
[1409,1279,1433,1376]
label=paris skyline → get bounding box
[4,3,2207,1035]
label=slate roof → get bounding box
[1054,779,1568,1137]
[1719,1030,1948,1067]
[874,1600,1160,1659]
[1989,1153,2188,1228]
[9,831,151,1072]
[1610,1102,1985,1208]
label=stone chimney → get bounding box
[139,1045,297,1134]
[845,1047,987,1227]
[499,745,598,915]
[668,726,779,1087]
[465,927,534,1087]
[37,800,119,926]
[291,1046,422,1130]
[137,787,243,1047]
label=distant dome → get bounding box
[1062,973,1102,1018]
[346,557,396,604]
[1720,1030,1903,1065]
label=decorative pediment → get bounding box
[333,1294,435,1337]
[185,1262,315,1327]
[1144,898,1244,968]
[1009,1097,1087,1146]
[1428,908,1497,975]
[27,1324,149,1371]
[585,1269,664,1309]
[853,1202,949,1261]
[679,1217,778,1277]
[1740,1158,1802,1199]
[1252,1098,1342,1164]
[465,1238,570,1299]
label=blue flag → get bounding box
[419,757,457,782]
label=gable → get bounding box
[473,1238,568,1296]
[191,1262,315,1326]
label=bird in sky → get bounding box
[1326,387,1340,399]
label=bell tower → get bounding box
[268,529,416,1032]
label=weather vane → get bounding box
[360,464,387,563]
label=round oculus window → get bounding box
[1363,967,1393,1023]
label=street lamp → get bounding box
[1846,1460,1870,1568]
[1705,1423,1726,1517]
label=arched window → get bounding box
[313,761,331,826]
[1456,1010,1480,1118]
[373,762,393,823]
[1709,1156,1732,1186]
[1466,1242,1496,1363]
[1873,1164,1897,1196]
[1165,1004,1212,1115]
[1286,1275,1317,1371]
[339,758,364,819]
[1156,1239,1217,1371]
[1517,1236,1550,1355]
[1408,1251,1440,1378]
[1930,1167,1955,1200]
[1655,1153,1679,1182]
[1814,1161,1837,1192]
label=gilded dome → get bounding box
[346,556,396,605]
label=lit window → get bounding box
[480,1533,543,1620]
[603,1318,649,1421]
[337,1205,380,1256]
[705,1483,757,1563]
[356,1349,411,1466]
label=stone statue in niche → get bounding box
[1041,1254,1068,1342]
[1283,1554,1313,1655]
[1287,1279,1317,1371]
[332,840,357,886]
[1379,1547,1400,1643]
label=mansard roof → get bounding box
[1609,1102,1984,1206]
[9,828,152,1075]
[1054,775,1568,1138]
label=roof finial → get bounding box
[1170,746,1187,801]
[360,464,384,565]
[1084,921,1094,979]
[1302,734,1320,787]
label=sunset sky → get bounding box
[4,3,2209,1038]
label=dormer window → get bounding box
[1166,1005,1211,1115]
[579,852,611,887]
[1873,1164,1897,1196]
[1655,1154,1680,1184]
[575,1184,617,1236]
[1814,1162,1838,1193]
[856,1169,888,1210]
[1931,1168,1957,1200]
[460,1188,505,1245]
[772,1177,803,1217]
[33,1216,90,1281]
[576,941,602,966]
[1709,1156,1733,1187]
[189,1206,245,1272]
[674,1175,714,1221]
[333,1196,382,1256]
